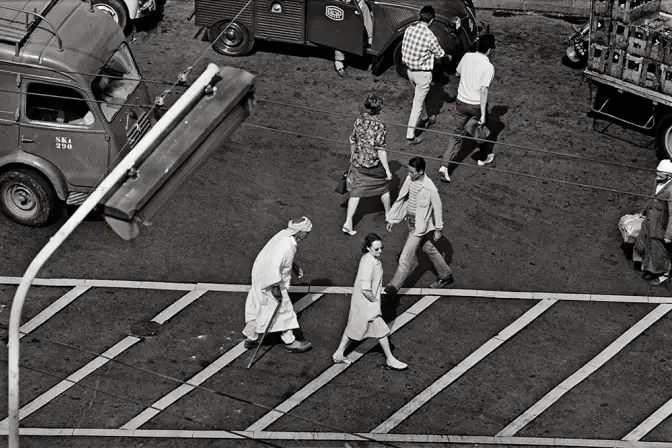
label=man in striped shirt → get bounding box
[401,5,449,146]
[384,157,454,295]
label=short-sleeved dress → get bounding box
[344,253,390,341]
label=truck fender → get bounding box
[0,154,69,201]
[122,0,139,19]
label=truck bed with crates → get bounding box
[584,0,672,158]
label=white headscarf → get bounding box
[657,159,672,174]
[286,216,313,235]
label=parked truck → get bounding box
[582,0,672,160]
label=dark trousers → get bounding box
[442,100,492,166]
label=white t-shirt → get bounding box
[456,52,495,105]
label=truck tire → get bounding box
[92,0,129,35]
[656,114,672,160]
[393,41,408,79]
[0,169,58,227]
[209,20,255,56]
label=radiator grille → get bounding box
[126,111,152,149]
[255,0,304,42]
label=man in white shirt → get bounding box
[439,34,496,183]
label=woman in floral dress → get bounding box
[332,233,408,370]
[342,93,393,235]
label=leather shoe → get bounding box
[285,340,312,353]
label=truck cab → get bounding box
[0,0,154,226]
[194,0,479,76]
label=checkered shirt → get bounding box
[401,22,445,71]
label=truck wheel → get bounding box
[393,41,408,79]
[209,21,254,56]
[92,0,129,34]
[656,114,672,160]
[0,169,58,226]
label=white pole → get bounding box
[6,62,221,448]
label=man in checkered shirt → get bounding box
[402,5,449,146]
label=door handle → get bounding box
[21,136,34,143]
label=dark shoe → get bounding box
[384,285,398,297]
[244,339,259,349]
[642,272,656,280]
[424,115,437,128]
[406,136,423,147]
[285,340,312,353]
[430,275,455,289]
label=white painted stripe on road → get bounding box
[497,304,672,437]
[1,429,671,446]
[245,295,440,432]
[120,293,325,430]
[0,290,208,426]
[0,277,670,303]
[18,286,91,340]
[623,397,672,441]
[372,298,557,434]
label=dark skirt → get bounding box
[349,163,388,198]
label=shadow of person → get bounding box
[447,104,508,176]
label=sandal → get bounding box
[383,360,408,371]
[650,275,671,287]
[342,226,357,236]
[335,66,347,77]
[332,355,352,365]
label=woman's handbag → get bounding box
[335,145,355,195]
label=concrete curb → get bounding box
[475,0,590,17]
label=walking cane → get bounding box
[247,295,282,369]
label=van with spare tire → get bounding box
[0,0,155,227]
[193,0,481,77]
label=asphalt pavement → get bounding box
[1,2,671,448]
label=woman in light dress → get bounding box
[332,233,407,370]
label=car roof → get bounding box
[0,0,125,83]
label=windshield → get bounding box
[92,42,141,122]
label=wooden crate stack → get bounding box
[588,0,672,94]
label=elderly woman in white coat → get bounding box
[332,233,407,370]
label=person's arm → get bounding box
[479,67,495,125]
[665,193,672,243]
[430,189,444,241]
[428,31,446,59]
[359,257,377,302]
[375,123,392,180]
[479,86,488,125]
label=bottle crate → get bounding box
[610,21,630,48]
[612,0,662,23]
[628,23,653,56]
[623,53,645,84]
[592,15,612,44]
[594,0,615,16]
[607,48,626,77]
[643,58,663,88]
[661,63,672,93]
[589,43,609,72]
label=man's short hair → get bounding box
[477,34,496,53]
[409,156,426,172]
[419,5,435,23]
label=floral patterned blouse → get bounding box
[349,112,387,169]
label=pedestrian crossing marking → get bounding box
[497,304,672,437]
[372,298,557,434]
[246,295,440,432]
[120,293,325,430]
